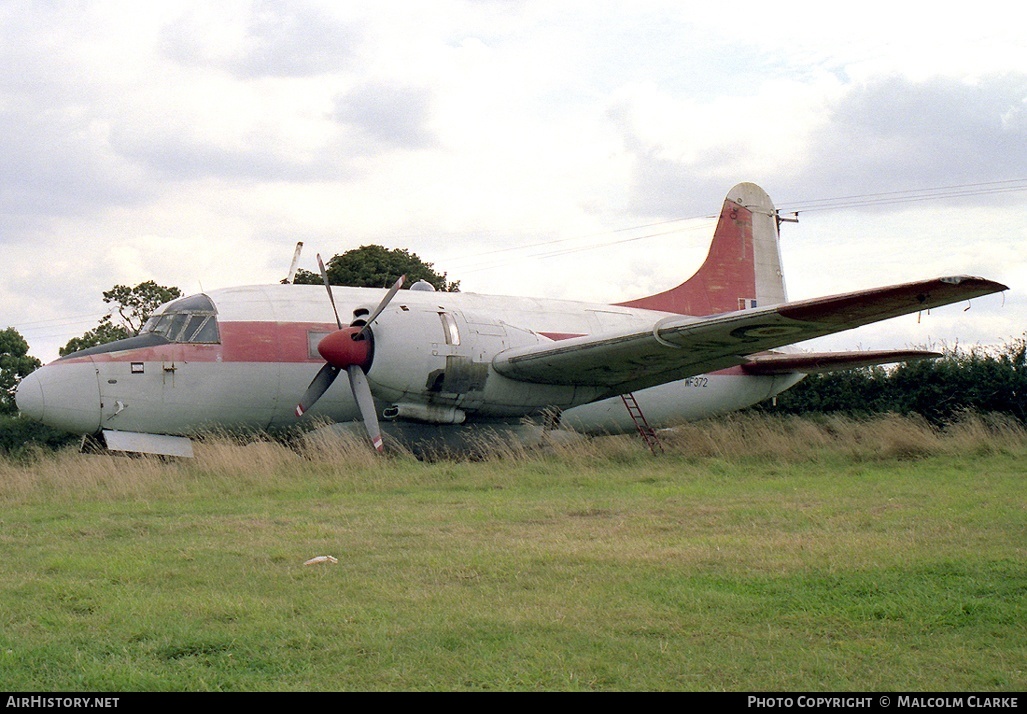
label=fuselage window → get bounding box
[439,312,460,346]
[307,330,332,359]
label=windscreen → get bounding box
[141,294,220,344]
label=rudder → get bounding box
[616,182,786,316]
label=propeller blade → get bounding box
[357,274,406,339]
[295,362,339,417]
[347,365,383,452]
[317,253,343,330]
[283,241,303,284]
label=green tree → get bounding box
[101,281,183,333]
[59,317,131,357]
[294,245,459,291]
[0,327,75,456]
[0,414,78,458]
[60,281,182,356]
[1,327,41,415]
[761,336,1027,425]
[767,365,893,417]
[889,338,1027,423]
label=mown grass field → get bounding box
[1,414,1024,691]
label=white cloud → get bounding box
[2,0,1024,364]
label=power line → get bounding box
[777,178,1027,214]
[442,215,711,270]
[446,178,1027,273]
[452,221,713,275]
[9,312,103,329]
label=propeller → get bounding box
[295,254,404,453]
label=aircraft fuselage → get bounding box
[16,283,799,441]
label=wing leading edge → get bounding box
[493,276,1007,397]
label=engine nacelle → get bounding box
[364,305,589,419]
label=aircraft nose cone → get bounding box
[318,327,372,371]
[13,361,102,434]
[15,370,45,421]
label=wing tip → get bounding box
[939,275,1009,292]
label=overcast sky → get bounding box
[3,0,1025,363]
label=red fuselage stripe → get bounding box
[59,322,335,364]
[57,321,751,377]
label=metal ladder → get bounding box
[621,392,664,455]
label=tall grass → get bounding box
[660,411,1027,462]
[0,413,1024,690]
[2,413,1025,503]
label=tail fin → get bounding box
[616,182,786,316]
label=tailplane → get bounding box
[617,182,786,316]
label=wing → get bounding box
[493,276,1006,397]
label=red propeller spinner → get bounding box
[317,326,372,372]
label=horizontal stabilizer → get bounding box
[741,349,941,375]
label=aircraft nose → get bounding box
[14,361,102,435]
[15,370,45,421]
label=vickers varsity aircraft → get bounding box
[15,183,1007,457]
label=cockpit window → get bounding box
[141,294,220,344]
[167,314,191,340]
[190,317,220,343]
